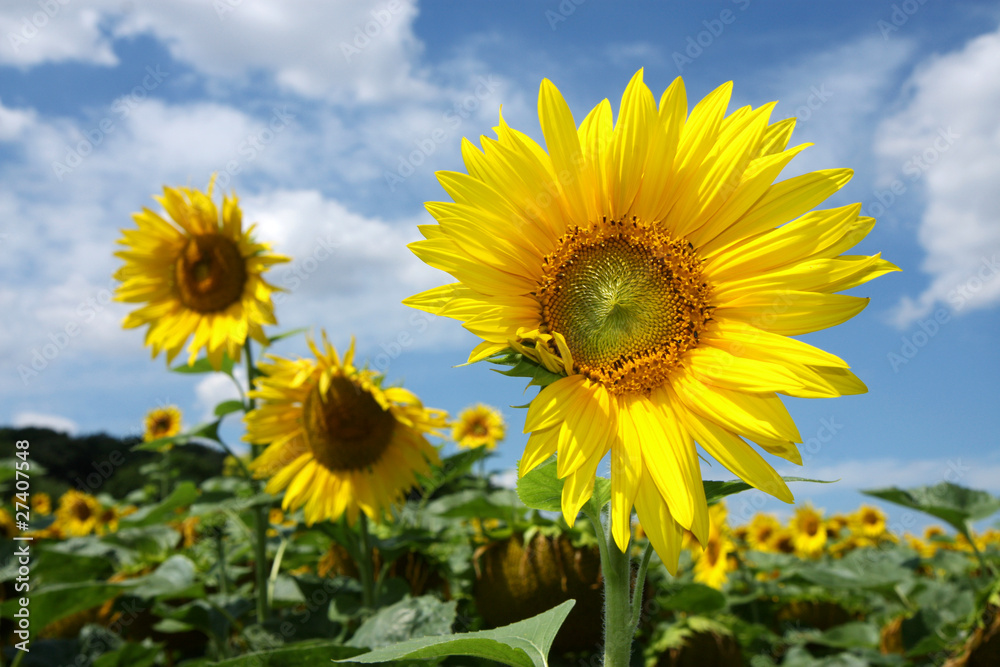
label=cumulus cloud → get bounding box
[0,2,117,67]
[878,26,1000,326]
[194,369,246,422]
[13,410,79,434]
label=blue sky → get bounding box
[2,0,999,529]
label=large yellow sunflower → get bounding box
[143,405,183,442]
[114,179,289,369]
[452,403,506,450]
[405,70,896,571]
[245,333,448,525]
[55,489,102,537]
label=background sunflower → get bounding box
[245,333,448,525]
[114,180,289,369]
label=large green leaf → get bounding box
[862,482,1000,532]
[128,555,198,599]
[659,582,726,614]
[347,595,457,649]
[0,580,127,631]
[703,477,835,505]
[795,549,911,589]
[213,641,364,666]
[337,600,574,667]
[119,481,199,527]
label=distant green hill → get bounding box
[1,426,226,500]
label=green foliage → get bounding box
[863,481,1000,533]
[337,600,575,666]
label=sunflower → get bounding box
[791,504,827,557]
[453,404,507,450]
[851,504,887,539]
[404,69,896,569]
[691,502,734,589]
[746,513,781,552]
[144,405,183,442]
[0,508,17,538]
[32,492,52,516]
[114,178,289,369]
[246,333,448,525]
[55,490,102,537]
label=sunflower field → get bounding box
[3,64,999,667]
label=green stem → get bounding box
[630,542,654,631]
[358,513,376,610]
[962,521,992,576]
[243,339,270,625]
[215,529,230,598]
[585,507,634,667]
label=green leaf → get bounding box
[119,481,199,527]
[92,640,163,667]
[795,549,911,589]
[347,595,457,649]
[516,456,563,513]
[660,583,727,614]
[171,355,234,375]
[0,580,127,631]
[862,482,1000,533]
[213,641,365,666]
[214,399,245,417]
[433,489,523,520]
[128,555,197,599]
[131,419,222,451]
[267,327,309,344]
[704,477,836,505]
[337,600,575,667]
[486,350,564,389]
[809,621,880,649]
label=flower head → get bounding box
[246,333,447,525]
[405,70,896,571]
[114,179,289,369]
[452,404,506,450]
[791,504,827,557]
[55,490,102,537]
[144,405,183,442]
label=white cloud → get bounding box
[877,26,1000,326]
[194,368,246,422]
[0,98,36,140]
[759,35,915,176]
[13,410,79,434]
[0,2,117,67]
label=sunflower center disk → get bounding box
[174,233,248,313]
[539,219,713,395]
[302,376,396,472]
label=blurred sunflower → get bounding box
[453,404,506,450]
[791,505,827,557]
[114,178,289,369]
[246,333,448,525]
[55,490,102,537]
[405,69,896,569]
[851,504,887,539]
[692,503,734,589]
[746,513,781,552]
[32,492,52,516]
[144,405,183,442]
[0,508,17,538]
